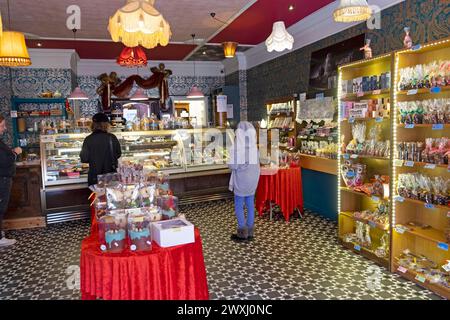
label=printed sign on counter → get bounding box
[40,135,56,143]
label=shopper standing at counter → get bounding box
[80,113,122,186]
[228,121,260,242]
[0,115,22,247]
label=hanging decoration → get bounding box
[108,0,172,49]
[333,0,372,23]
[117,46,148,67]
[265,21,294,53]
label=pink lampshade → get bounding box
[130,88,148,101]
[187,86,204,99]
[68,86,89,100]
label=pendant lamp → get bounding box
[333,0,372,22]
[68,30,88,100]
[265,21,294,53]
[0,0,31,67]
[117,46,148,67]
[108,0,172,49]
[222,42,238,58]
[187,34,204,99]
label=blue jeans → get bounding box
[234,195,255,229]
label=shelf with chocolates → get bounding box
[338,53,394,268]
[392,38,450,299]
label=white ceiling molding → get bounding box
[244,0,405,70]
[26,49,79,72]
[77,59,224,78]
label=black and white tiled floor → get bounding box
[0,200,444,300]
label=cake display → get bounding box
[157,195,179,220]
[128,214,152,252]
[98,211,128,253]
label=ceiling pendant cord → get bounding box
[192,34,196,78]
[7,0,11,30]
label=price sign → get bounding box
[354,245,361,251]
[350,154,359,159]
[404,124,415,129]
[442,264,450,272]
[394,226,405,234]
[394,159,404,167]
[424,163,436,170]
[397,266,408,274]
[424,203,435,209]
[316,93,325,100]
[375,117,383,123]
[372,90,381,95]
[349,117,355,124]
[432,124,444,130]
[371,196,380,202]
[10,111,18,118]
[394,196,405,202]
[404,161,414,167]
[407,89,418,95]
[343,154,350,160]
[430,87,441,94]
[415,274,426,283]
[437,242,449,251]
[40,135,56,143]
[411,44,422,51]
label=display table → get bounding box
[80,214,209,300]
[256,167,303,221]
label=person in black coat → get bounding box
[0,115,22,247]
[80,113,121,186]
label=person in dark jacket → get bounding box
[0,115,22,247]
[80,113,121,186]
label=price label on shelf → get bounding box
[40,135,56,143]
[375,117,383,123]
[394,159,404,167]
[424,203,435,209]
[354,245,361,251]
[343,154,350,160]
[432,124,444,130]
[394,226,405,234]
[10,111,17,118]
[357,92,365,97]
[415,274,426,283]
[442,263,450,272]
[350,154,359,159]
[437,242,449,251]
[397,266,408,274]
[372,90,381,95]
[349,117,355,124]
[430,87,442,94]
[411,44,422,51]
[407,89,418,96]
[371,196,380,202]
[394,196,405,202]
[424,163,436,170]
[404,161,414,167]
[404,124,415,129]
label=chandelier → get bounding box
[108,0,172,49]
[333,0,372,22]
[265,21,294,53]
[117,46,148,67]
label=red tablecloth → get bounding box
[80,214,209,300]
[256,167,303,221]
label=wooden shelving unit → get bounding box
[299,154,337,175]
[337,53,394,268]
[392,38,450,299]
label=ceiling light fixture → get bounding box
[210,12,238,59]
[187,34,204,99]
[0,0,31,67]
[117,46,148,67]
[37,42,42,47]
[265,21,294,53]
[68,29,88,100]
[108,0,172,49]
[333,0,372,22]
[288,5,294,11]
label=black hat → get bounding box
[92,113,109,123]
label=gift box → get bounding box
[98,211,128,253]
[128,213,152,252]
[157,195,179,220]
[151,218,195,248]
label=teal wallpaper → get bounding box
[246,0,450,121]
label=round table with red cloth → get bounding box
[80,210,209,300]
[256,166,303,221]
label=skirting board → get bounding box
[3,217,46,230]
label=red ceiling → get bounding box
[26,40,196,61]
[211,0,334,45]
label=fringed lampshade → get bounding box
[117,46,148,67]
[333,0,372,22]
[108,0,172,49]
[0,31,31,67]
[222,42,237,58]
[187,86,204,99]
[265,21,294,53]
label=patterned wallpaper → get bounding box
[246,0,450,121]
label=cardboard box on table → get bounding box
[151,218,195,248]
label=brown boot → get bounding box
[231,227,248,242]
